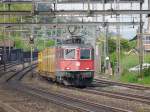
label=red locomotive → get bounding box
[38,37,94,86]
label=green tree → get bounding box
[120,39,131,51]
[108,38,116,53]
[129,40,136,49]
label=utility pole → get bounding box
[20,16,25,69]
[32,0,35,15]
[30,19,34,76]
[30,34,34,76]
[105,24,109,71]
[116,21,121,77]
[139,1,143,78]
[102,0,107,74]
[115,0,121,77]
[3,4,6,71]
[87,0,91,16]
[8,32,11,57]
[2,28,6,71]
[148,0,150,33]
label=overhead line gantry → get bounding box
[0,10,149,16]
[0,21,141,27]
[0,0,144,4]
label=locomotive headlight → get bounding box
[76,62,80,67]
[85,67,90,70]
[65,67,71,70]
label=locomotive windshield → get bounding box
[64,49,76,59]
[80,49,91,59]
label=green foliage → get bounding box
[108,37,131,54]
[108,39,116,53]
[0,17,18,23]
[110,52,117,70]
[14,37,30,51]
[120,39,130,51]
[143,67,150,77]
[144,54,150,63]
[0,35,3,40]
[138,76,150,86]
[121,54,139,70]
[0,4,32,23]
[120,70,150,86]
[0,4,32,10]
[120,54,150,85]
[36,39,55,51]
[120,71,138,83]
[121,54,150,72]
[46,40,55,47]
[129,40,136,48]
[14,38,23,48]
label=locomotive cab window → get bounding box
[80,49,91,59]
[64,49,76,59]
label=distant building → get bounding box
[142,36,150,51]
[0,39,15,49]
[130,34,150,52]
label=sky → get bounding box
[55,0,149,39]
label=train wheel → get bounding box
[37,74,45,81]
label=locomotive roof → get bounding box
[58,44,93,48]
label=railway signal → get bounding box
[29,35,34,76]
[29,35,34,44]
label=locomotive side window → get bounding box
[80,49,91,59]
[64,49,76,59]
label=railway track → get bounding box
[94,79,150,91]
[0,64,36,112]
[3,64,149,112]
[0,63,35,83]
[0,63,20,80]
[82,87,150,105]
[53,81,150,106]
[6,64,37,82]
[0,63,17,71]
[0,101,21,112]
[10,82,131,112]
[3,65,131,112]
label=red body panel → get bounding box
[58,60,94,71]
[57,48,94,71]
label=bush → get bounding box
[143,67,150,77]
[120,70,138,83]
[138,77,150,85]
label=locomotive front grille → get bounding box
[63,71,94,78]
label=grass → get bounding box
[138,77,150,86]
[119,53,150,86]
[120,72,150,86]
[0,4,32,23]
[0,4,32,11]
[121,54,139,70]
[120,71,138,83]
